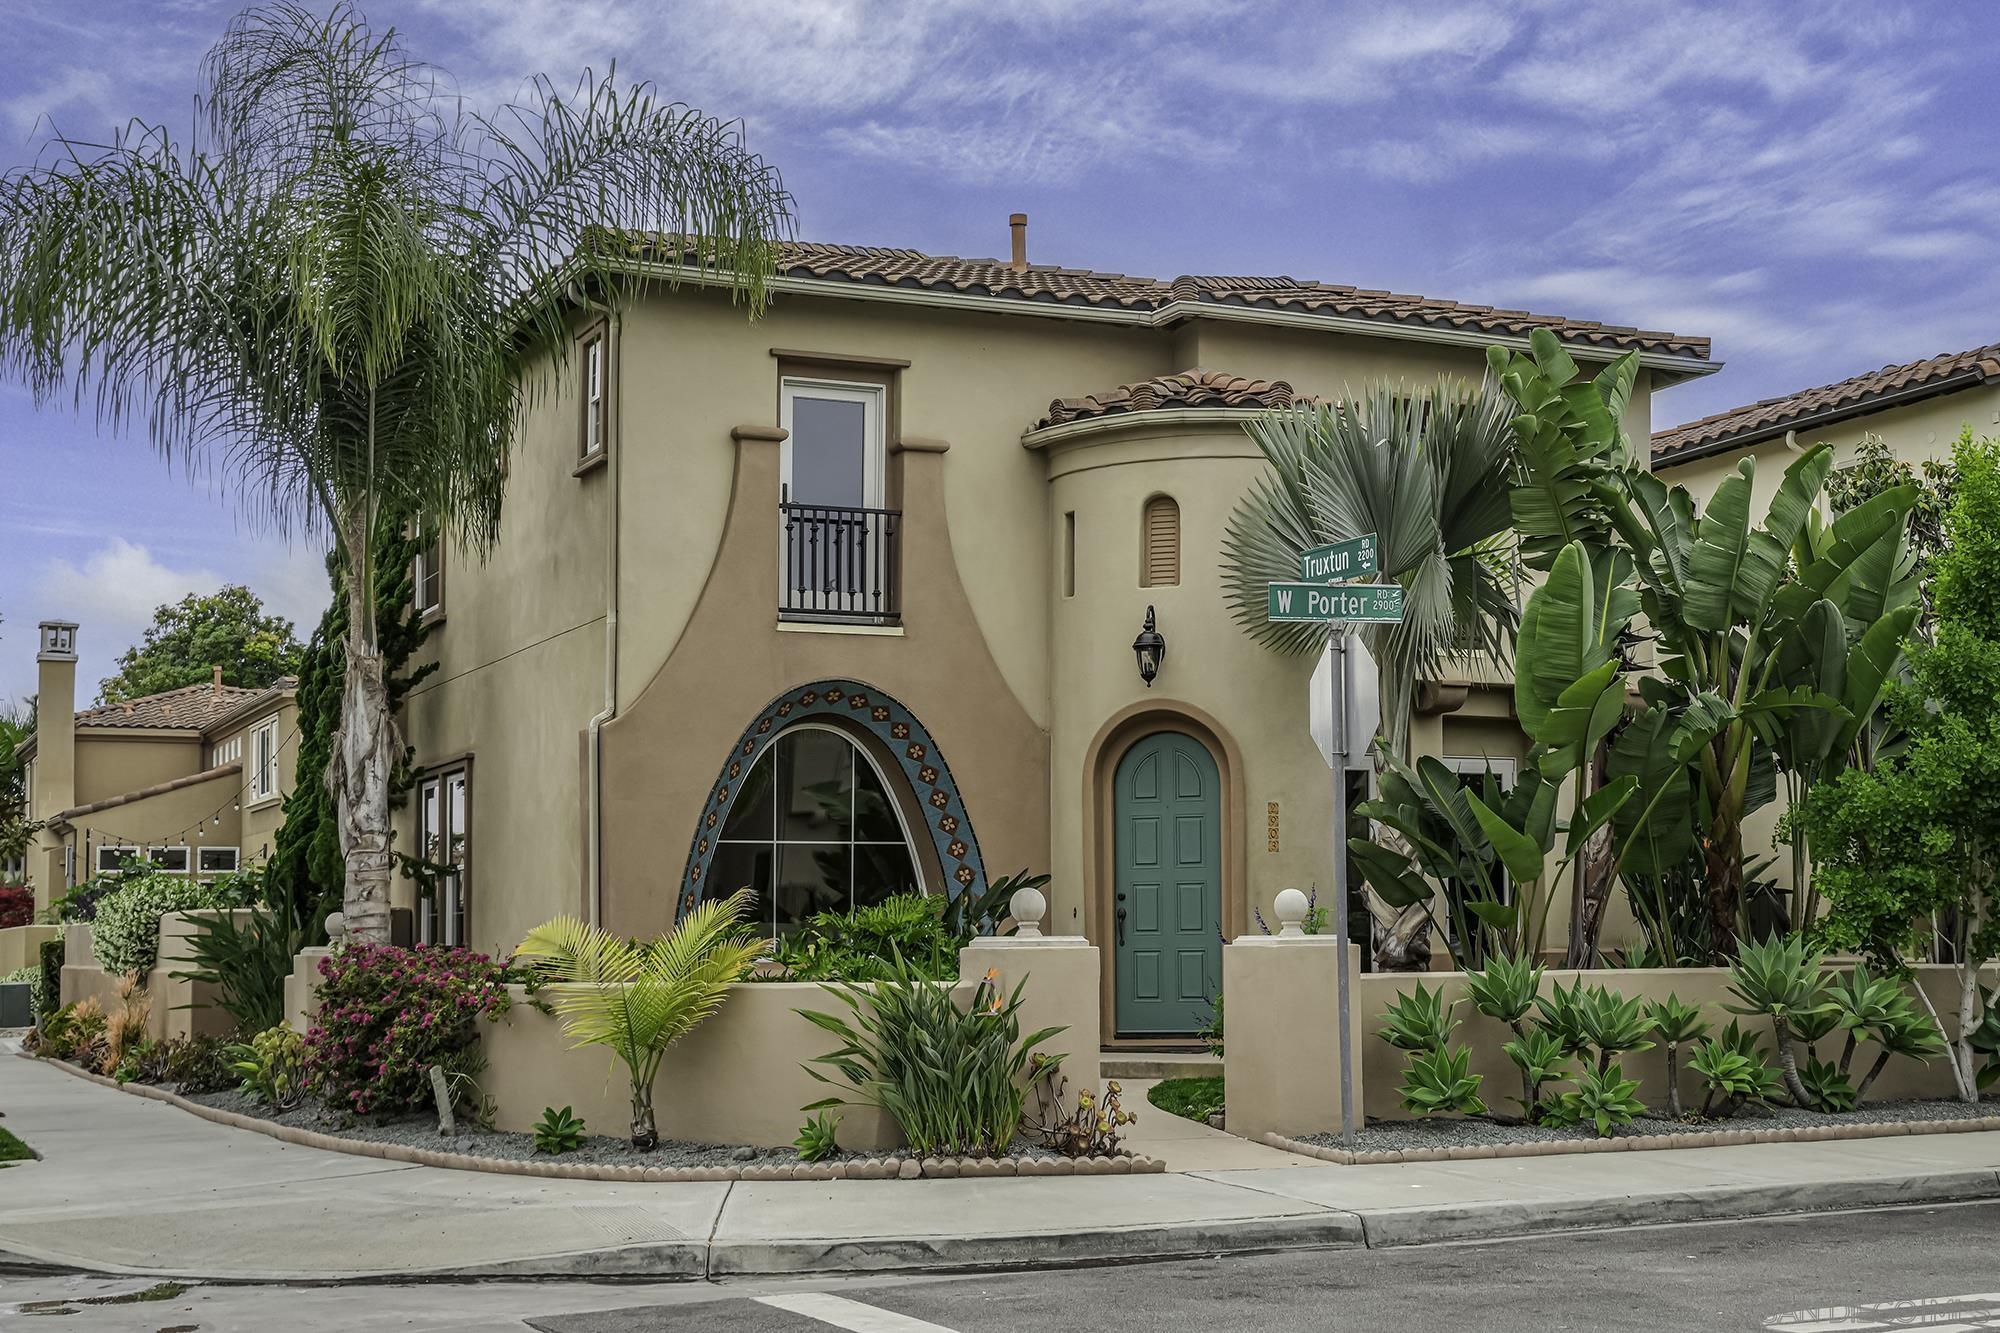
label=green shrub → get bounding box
[793,1110,840,1162]
[533,1106,588,1155]
[303,942,516,1118]
[1646,994,1709,1120]
[1196,994,1224,1059]
[1397,1045,1486,1117]
[799,953,1064,1157]
[1690,1021,1784,1119]
[1533,977,1594,1059]
[90,871,233,976]
[1725,934,1832,1107]
[1500,1027,1570,1120]
[1377,982,1458,1054]
[36,999,106,1066]
[1576,985,1656,1073]
[172,900,302,1032]
[34,936,63,1027]
[1541,1063,1646,1137]
[230,1024,306,1109]
[771,893,960,981]
[158,1033,236,1094]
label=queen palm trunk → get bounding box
[334,550,397,941]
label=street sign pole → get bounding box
[1330,631,1356,1150]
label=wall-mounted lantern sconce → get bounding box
[1132,605,1166,688]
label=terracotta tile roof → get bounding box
[619,235,1711,362]
[53,761,240,824]
[76,679,288,733]
[1039,368,1300,428]
[1653,341,2000,465]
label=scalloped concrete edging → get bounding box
[1260,1112,2000,1165]
[28,1054,1165,1180]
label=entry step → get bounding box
[1100,1051,1222,1081]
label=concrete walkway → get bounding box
[1122,1078,1326,1171]
[7,1052,2000,1282]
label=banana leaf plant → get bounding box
[1350,541,1641,967]
[1490,331,1920,953]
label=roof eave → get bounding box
[1654,367,1991,470]
[594,257,1717,377]
[1022,406,1273,449]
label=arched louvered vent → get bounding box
[1141,495,1181,587]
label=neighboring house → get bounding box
[1652,339,2000,896]
[17,621,296,904]
[390,217,1714,1038]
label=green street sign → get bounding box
[1267,581,1405,624]
[1298,534,1378,582]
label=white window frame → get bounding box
[582,334,606,460]
[416,767,471,947]
[778,377,885,509]
[249,718,280,803]
[414,538,444,619]
[197,846,241,876]
[148,845,191,875]
[97,845,141,875]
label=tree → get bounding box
[1804,429,2000,1102]
[1490,332,1918,959]
[0,4,792,940]
[1222,380,1518,968]
[98,585,304,704]
[266,509,432,941]
[0,699,38,872]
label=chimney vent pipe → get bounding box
[1009,213,1028,272]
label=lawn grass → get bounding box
[0,1125,35,1164]
[1147,1075,1225,1123]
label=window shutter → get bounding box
[1141,495,1181,587]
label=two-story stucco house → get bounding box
[384,217,1714,1040]
[19,621,297,898]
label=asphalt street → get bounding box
[6,1200,1999,1332]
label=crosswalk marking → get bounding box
[1767,1293,2000,1331]
[755,1291,964,1333]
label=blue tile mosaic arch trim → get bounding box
[677,679,987,922]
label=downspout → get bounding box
[578,295,621,926]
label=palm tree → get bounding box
[1221,381,1518,967]
[515,890,770,1149]
[0,4,791,940]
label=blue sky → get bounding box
[4,1,1999,704]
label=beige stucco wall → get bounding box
[0,924,58,974]
[213,698,298,866]
[73,734,204,808]
[61,770,243,877]
[58,910,245,1041]
[395,332,610,958]
[1656,381,2000,895]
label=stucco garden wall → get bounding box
[0,924,58,974]
[289,934,1100,1151]
[1229,941,1994,1132]
[58,910,249,1042]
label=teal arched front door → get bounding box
[1113,731,1222,1036]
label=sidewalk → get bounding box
[5,1051,2000,1282]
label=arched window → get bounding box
[1141,494,1180,587]
[710,724,920,935]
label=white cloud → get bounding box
[2,537,331,708]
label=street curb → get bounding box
[23,1053,1166,1181]
[1257,1113,2000,1165]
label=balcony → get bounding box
[780,501,902,622]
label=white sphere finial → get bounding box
[325,911,349,943]
[1273,888,1309,938]
[1010,885,1047,938]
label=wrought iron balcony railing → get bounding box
[780,501,902,621]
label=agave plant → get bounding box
[1645,994,1710,1120]
[1725,935,1833,1108]
[514,890,770,1149]
[1221,380,1517,967]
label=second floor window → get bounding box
[779,376,894,619]
[580,331,606,460]
[414,534,444,619]
[250,718,280,802]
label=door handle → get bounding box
[1115,893,1128,947]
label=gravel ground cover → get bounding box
[178,1087,1090,1167]
[1297,1096,2000,1154]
